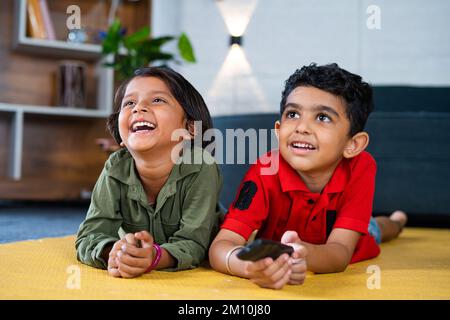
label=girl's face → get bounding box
[118,76,187,155]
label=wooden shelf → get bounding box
[0,102,111,181]
[13,0,102,60]
[0,103,110,118]
[14,36,128,60]
[14,37,102,60]
[12,1,128,60]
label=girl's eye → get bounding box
[153,98,166,103]
[286,111,299,119]
[122,101,135,108]
[318,113,331,122]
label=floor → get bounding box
[0,202,449,299]
[0,202,87,243]
[1,202,449,245]
[0,227,449,299]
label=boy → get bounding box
[208,63,407,289]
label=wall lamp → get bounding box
[229,35,243,46]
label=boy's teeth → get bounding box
[292,142,314,149]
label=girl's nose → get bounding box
[132,103,148,113]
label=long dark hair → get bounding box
[107,66,214,149]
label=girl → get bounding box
[76,67,223,278]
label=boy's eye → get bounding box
[318,113,331,122]
[286,111,299,119]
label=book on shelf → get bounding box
[38,0,56,40]
[26,0,46,39]
[26,0,54,40]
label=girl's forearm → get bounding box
[101,244,113,264]
[301,241,352,274]
[155,248,176,270]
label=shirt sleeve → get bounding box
[75,163,123,269]
[334,153,377,235]
[221,162,269,240]
[161,162,223,271]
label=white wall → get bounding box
[152,0,450,116]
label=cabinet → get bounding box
[1,0,113,180]
[0,0,150,200]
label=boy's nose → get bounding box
[295,120,311,134]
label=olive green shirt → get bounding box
[75,147,223,271]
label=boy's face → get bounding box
[118,76,186,154]
[276,86,352,176]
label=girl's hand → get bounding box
[107,238,127,277]
[245,253,292,290]
[281,231,308,285]
[116,231,154,278]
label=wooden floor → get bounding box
[0,227,449,300]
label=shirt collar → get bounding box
[277,151,310,193]
[107,148,202,187]
[277,150,349,194]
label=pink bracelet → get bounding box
[146,243,162,273]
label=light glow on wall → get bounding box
[208,44,269,115]
[216,0,258,37]
[208,0,269,115]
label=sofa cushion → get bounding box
[212,110,450,216]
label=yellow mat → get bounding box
[0,227,449,300]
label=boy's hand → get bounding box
[245,253,292,290]
[281,231,308,285]
[116,231,155,278]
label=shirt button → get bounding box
[307,199,315,205]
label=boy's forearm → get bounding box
[301,241,352,273]
[209,240,248,278]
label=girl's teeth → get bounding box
[132,122,155,130]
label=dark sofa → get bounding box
[212,86,450,223]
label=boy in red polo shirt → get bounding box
[209,63,407,289]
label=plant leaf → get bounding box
[177,32,196,63]
[123,26,150,49]
[149,36,175,48]
[102,19,123,54]
[101,20,196,79]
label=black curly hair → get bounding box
[280,63,374,137]
[107,66,214,148]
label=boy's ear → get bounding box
[274,120,281,140]
[343,132,369,159]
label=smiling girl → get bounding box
[76,67,223,278]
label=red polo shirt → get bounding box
[221,150,380,263]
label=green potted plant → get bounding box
[101,19,196,80]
